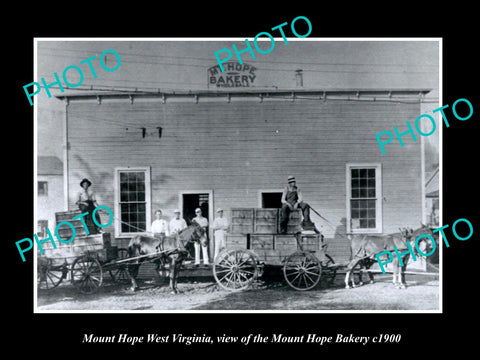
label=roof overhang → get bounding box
[54,88,432,104]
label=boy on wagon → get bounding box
[280,175,314,233]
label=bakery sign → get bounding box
[207,61,257,88]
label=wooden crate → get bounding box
[38,236,69,249]
[287,209,302,233]
[298,234,321,251]
[39,232,111,249]
[251,234,274,250]
[253,249,274,261]
[55,219,89,239]
[287,209,302,234]
[277,209,302,234]
[230,208,254,234]
[286,225,302,234]
[72,232,112,247]
[225,234,247,249]
[274,234,298,251]
[41,243,104,263]
[255,249,292,266]
[288,209,302,224]
[55,209,82,222]
[254,208,279,234]
[39,245,117,266]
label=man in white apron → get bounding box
[212,208,229,258]
[151,209,169,239]
[192,208,209,266]
[169,209,187,235]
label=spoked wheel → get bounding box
[37,259,68,290]
[283,251,322,291]
[213,249,258,291]
[71,256,103,294]
[109,248,130,283]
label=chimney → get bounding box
[295,69,303,87]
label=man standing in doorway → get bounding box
[280,176,313,233]
[192,207,210,266]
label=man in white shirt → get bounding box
[212,208,229,258]
[169,209,187,235]
[151,209,169,238]
[192,207,209,266]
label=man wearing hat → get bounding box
[169,209,188,235]
[192,207,210,266]
[212,208,229,258]
[76,178,102,234]
[280,176,312,234]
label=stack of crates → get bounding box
[39,209,117,264]
[226,208,321,265]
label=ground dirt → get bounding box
[36,270,439,311]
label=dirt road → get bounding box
[36,272,439,311]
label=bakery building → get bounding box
[55,68,431,271]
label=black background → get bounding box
[6,4,477,355]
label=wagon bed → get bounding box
[213,208,338,291]
[37,210,135,293]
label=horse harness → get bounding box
[154,232,192,256]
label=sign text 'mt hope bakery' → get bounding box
[207,61,257,88]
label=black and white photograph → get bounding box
[6,7,478,355]
[33,38,441,312]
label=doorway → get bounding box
[179,190,213,259]
[259,190,283,208]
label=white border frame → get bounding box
[33,37,442,314]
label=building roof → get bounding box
[38,156,63,175]
[55,87,432,103]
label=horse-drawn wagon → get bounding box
[213,208,337,291]
[37,209,207,294]
[37,209,131,293]
[38,208,435,295]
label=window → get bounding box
[346,164,382,233]
[114,167,151,236]
[38,181,48,196]
[38,220,48,238]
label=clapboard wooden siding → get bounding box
[63,91,424,272]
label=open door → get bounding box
[180,191,213,259]
[261,192,283,208]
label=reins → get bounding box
[309,205,350,240]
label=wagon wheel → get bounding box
[283,251,322,291]
[37,259,68,290]
[71,256,103,294]
[213,249,258,291]
[321,254,337,286]
[109,248,130,283]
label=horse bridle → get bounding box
[175,225,204,250]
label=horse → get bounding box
[126,221,207,294]
[344,224,434,289]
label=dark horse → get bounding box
[127,222,206,294]
[344,225,434,289]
